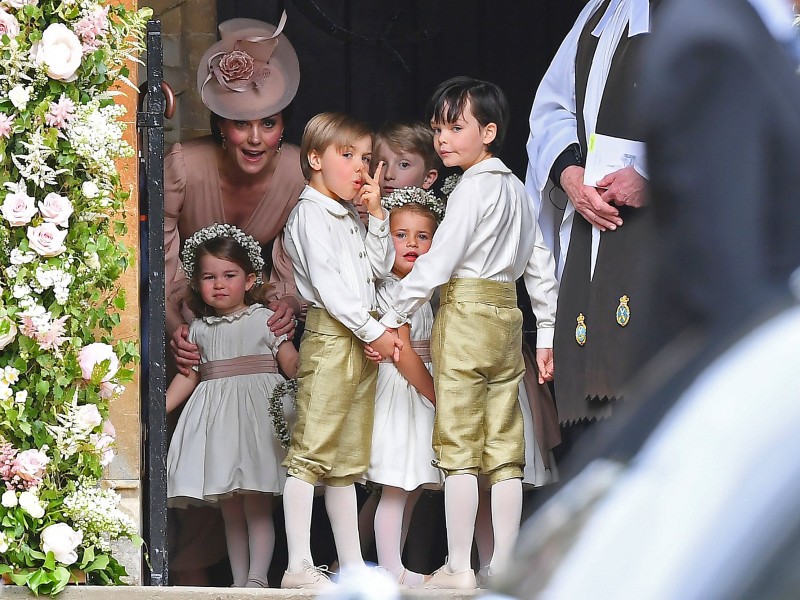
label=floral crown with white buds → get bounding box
[382,186,446,223]
[181,223,265,286]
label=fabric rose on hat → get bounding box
[38,192,74,227]
[78,342,120,383]
[218,49,254,82]
[41,523,82,565]
[1,188,37,226]
[32,23,83,82]
[27,222,68,257]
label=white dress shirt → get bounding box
[284,184,394,343]
[380,158,559,347]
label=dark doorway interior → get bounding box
[217,0,584,178]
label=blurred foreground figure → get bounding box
[499,0,800,597]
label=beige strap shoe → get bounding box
[281,561,334,589]
[424,564,477,590]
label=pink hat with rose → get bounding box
[196,13,300,121]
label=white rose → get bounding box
[40,523,82,565]
[1,489,18,508]
[18,490,45,518]
[38,192,73,227]
[81,181,100,199]
[8,84,30,110]
[0,8,19,40]
[31,23,82,82]
[85,252,101,270]
[0,315,17,350]
[77,343,119,382]
[1,189,37,226]
[75,404,102,430]
[27,222,68,257]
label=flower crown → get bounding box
[181,223,265,285]
[382,187,445,223]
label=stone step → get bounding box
[1,586,484,599]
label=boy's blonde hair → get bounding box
[374,120,441,172]
[300,112,373,180]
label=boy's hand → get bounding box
[536,348,554,384]
[369,328,403,362]
[360,161,385,219]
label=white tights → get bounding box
[219,493,274,587]
[374,486,426,585]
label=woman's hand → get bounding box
[268,299,297,339]
[170,324,200,376]
[561,165,623,231]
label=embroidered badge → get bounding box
[616,295,631,327]
[575,313,587,346]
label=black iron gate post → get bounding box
[137,19,168,586]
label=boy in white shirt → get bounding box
[281,112,402,589]
[380,77,559,589]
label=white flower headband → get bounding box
[181,223,265,285]
[382,187,445,223]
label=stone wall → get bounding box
[143,0,217,144]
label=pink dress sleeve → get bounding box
[164,143,189,336]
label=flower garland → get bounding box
[0,0,150,595]
[181,223,265,285]
[268,379,296,450]
[440,174,461,199]
[381,187,446,223]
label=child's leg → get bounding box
[219,494,249,587]
[489,478,522,574]
[283,476,315,573]
[243,493,274,586]
[374,485,427,585]
[444,473,479,572]
[474,487,494,569]
[358,489,379,555]
[400,487,423,551]
[324,483,364,569]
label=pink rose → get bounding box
[218,50,254,81]
[12,448,49,483]
[77,342,119,382]
[0,8,19,40]
[1,189,37,226]
[38,192,73,226]
[27,222,68,257]
[92,433,115,466]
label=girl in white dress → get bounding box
[365,191,445,586]
[166,224,299,588]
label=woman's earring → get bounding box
[277,134,283,153]
[221,136,227,150]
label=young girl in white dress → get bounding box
[166,224,299,588]
[365,190,445,586]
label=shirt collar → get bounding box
[462,157,510,178]
[300,184,352,217]
[747,0,796,43]
[592,0,651,38]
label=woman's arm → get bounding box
[392,324,435,405]
[166,369,200,413]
